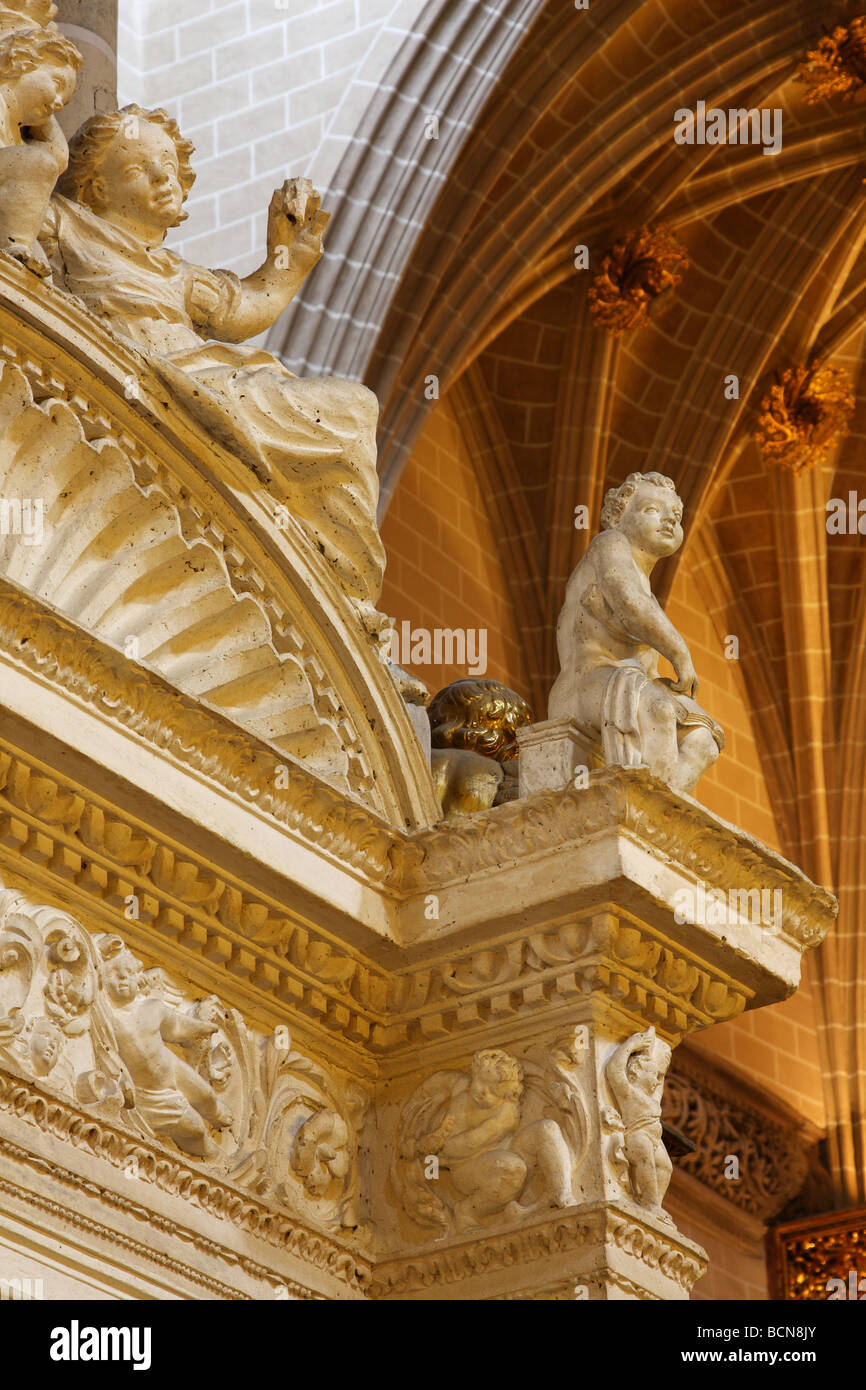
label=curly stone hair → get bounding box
[472,1049,523,1102]
[58,104,196,220]
[427,678,532,762]
[0,26,81,84]
[600,471,680,531]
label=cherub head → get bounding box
[469,1049,523,1108]
[97,936,145,1006]
[59,104,195,243]
[601,471,683,559]
[0,24,80,127]
[428,679,533,762]
[24,1013,63,1075]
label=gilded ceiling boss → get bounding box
[37,104,385,616]
[549,471,724,795]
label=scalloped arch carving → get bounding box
[0,359,351,786]
[0,263,438,828]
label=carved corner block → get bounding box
[516,717,604,796]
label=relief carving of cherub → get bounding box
[604,1027,673,1217]
[94,936,232,1160]
[394,1048,575,1234]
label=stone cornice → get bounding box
[367,1202,705,1299]
[0,713,837,1070]
[399,772,836,951]
[0,1063,370,1294]
[0,578,396,884]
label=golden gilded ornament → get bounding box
[428,678,532,762]
[428,678,532,818]
[796,19,866,103]
[768,1207,866,1300]
[754,363,855,474]
[587,224,689,336]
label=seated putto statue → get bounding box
[37,103,385,615]
[549,471,724,794]
[0,11,80,273]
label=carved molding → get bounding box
[0,1161,285,1301]
[0,578,396,882]
[0,1066,371,1291]
[368,1203,704,1298]
[0,743,835,1063]
[398,772,836,951]
[387,912,749,1056]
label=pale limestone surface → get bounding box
[0,37,839,1302]
[40,104,385,614]
[0,5,80,272]
[549,472,724,795]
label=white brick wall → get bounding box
[118,0,429,276]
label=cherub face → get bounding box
[104,954,140,1003]
[94,120,184,233]
[469,1063,514,1107]
[11,59,76,124]
[29,1018,62,1075]
[619,483,683,557]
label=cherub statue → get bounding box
[95,936,232,1159]
[38,104,385,615]
[548,471,724,794]
[395,1047,574,1234]
[604,1027,672,1215]
[0,20,80,273]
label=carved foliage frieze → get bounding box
[0,881,369,1242]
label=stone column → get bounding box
[55,0,117,136]
[369,768,836,1300]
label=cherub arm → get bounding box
[439,1101,519,1160]
[25,115,69,174]
[606,1034,639,1108]
[593,531,697,693]
[191,178,328,343]
[159,1006,218,1046]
